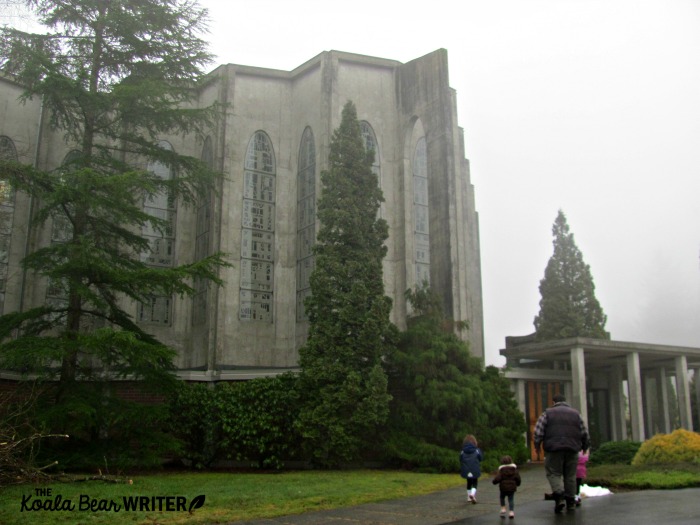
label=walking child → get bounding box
[492,455,521,519]
[576,449,589,506]
[459,434,482,504]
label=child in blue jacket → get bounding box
[459,434,483,504]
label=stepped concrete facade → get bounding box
[0,49,484,381]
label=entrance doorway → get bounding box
[525,381,563,461]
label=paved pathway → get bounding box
[231,464,700,525]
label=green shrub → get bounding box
[381,433,459,473]
[384,290,527,475]
[586,463,700,490]
[589,440,641,466]
[169,374,303,470]
[632,429,700,466]
[37,383,177,471]
[217,373,302,469]
[168,382,221,468]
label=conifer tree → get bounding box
[534,210,608,341]
[383,287,528,470]
[0,0,228,457]
[297,101,396,466]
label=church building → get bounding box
[0,48,484,382]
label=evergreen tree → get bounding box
[297,101,396,466]
[534,210,608,341]
[383,287,528,471]
[387,287,482,448]
[0,0,228,460]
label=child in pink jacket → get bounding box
[575,449,589,506]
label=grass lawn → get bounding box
[587,463,700,491]
[0,469,461,525]
[4,463,699,524]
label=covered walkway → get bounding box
[501,336,700,454]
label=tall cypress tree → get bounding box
[297,101,396,466]
[534,210,608,341]
[0,0,228,458]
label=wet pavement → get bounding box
[231,463,700,525]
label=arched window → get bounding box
[50,150,80,244]
[360,121,383,217]
[360,121,380,177]
[240,131,275,322]
[142,141,176,268]
[139,140,176,325]
[296,127,316,321]
[0,136,17,204]
[413,137,430,287]
[0,136,17,160]
[193,136,213,326]
[0,136,18,313]
[44,150,82,310]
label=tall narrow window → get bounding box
[192,136,213,326]
[240,131,275,322]
[139,141,176,325]
[0,136,17,314]
[360,121,383,217]
[413,137,430,286]
[360,121,380,179]
[141,141,176,268]
[296,127,315,321]
[45,150,80,313]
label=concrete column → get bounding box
[642,374,654,437]
[564,381,573,404]
[675,355,693,431]
[627,352,645,442]
[511,379,525,415]
[656,367,671,433]
[570,347,588,427]
[609,366,627,441]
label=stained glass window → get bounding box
[138,295,172,325]
[241,131,275,322]
[0,136,16,313]
[413,137,430,287]
[296,127,315,321]
[42,151,82,316]
[139,141,175,325]
[193,137,213,326]
[360,121,380,176]
[360,121,383,218]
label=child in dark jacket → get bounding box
[492,455,521,519]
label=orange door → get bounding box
[526,382,562,461]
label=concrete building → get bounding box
[0,49,484,381]
[502,335,700,459]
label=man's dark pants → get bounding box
[544,449,579,502]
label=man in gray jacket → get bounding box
[533,394,590,513]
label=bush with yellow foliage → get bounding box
[632,429,700,466]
